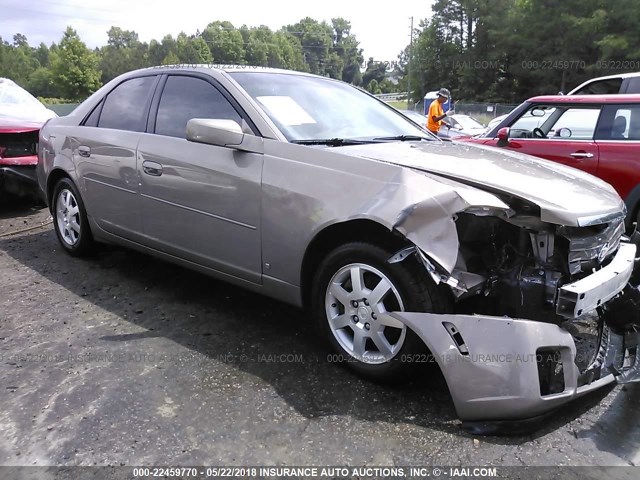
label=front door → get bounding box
[486,105,601,175]
[137,74,263,283]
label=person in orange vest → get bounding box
[427,88,453,135]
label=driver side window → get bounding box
[155,75,243,138]
[509,106,554,138]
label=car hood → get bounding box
[0,115,44,133]
[0,107,55,133]
[334,140,624,226]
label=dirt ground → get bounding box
[0,197,638,469]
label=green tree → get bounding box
[161,51,181,65]
[51,27,101,100]
[0,35,39,88]
[28,67,57,97]
[201,21,245,63]
[175,32,213,63]
[285,18,333,75]
[99,27,148,83]
[331,18,363,84]
[245,26,273,66]
[34,42,51,68]
[149,35,177,66]
[273,31,307,70]
[362,57,389,88]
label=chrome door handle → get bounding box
[142,161,163,176]
[78,146,91,157]
[570,152,594,159]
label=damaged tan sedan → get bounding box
[37,66,640,431]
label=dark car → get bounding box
[461,94,640,226]
[0,78,56,199]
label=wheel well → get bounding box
[300,219,411,308]
[46,169,71,210]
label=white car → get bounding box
[568,72,640,95]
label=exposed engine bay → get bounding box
[391,192,640,421]
[454,206,639,389]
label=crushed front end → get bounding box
[389,196,640,427]
[0,128,39,198]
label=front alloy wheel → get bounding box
[325,263,407,364]
[312,242,448,382]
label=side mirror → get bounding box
[186,118,263,153]
[496,127,511,147]
[558,127,572,138]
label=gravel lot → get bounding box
[0,198,638,468]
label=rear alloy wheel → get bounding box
[312,242,448,382]
[52,178,94,256]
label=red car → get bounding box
[461,94,640,225]
[0,78,56,199]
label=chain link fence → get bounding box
[454,103,518,126]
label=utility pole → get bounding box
[407,16,414,110]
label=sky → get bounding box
[1,0,434,63]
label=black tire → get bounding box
[51,177,94,256]
[311,241,451,382]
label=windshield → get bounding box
[230,72,433,142]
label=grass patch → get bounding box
[386,100,411,110]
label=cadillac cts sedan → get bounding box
[37,66,640,430]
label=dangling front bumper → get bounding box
[380,241,640,428]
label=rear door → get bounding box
[594,103,640,201]
[486,104,601,175]
[74,75,159,241]
[137,74,264,283]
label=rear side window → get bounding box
[83,99,103,127]
[155,76,242,138]
[572,78,623,95]
[97,76,156,132]
[596,105,640,140]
